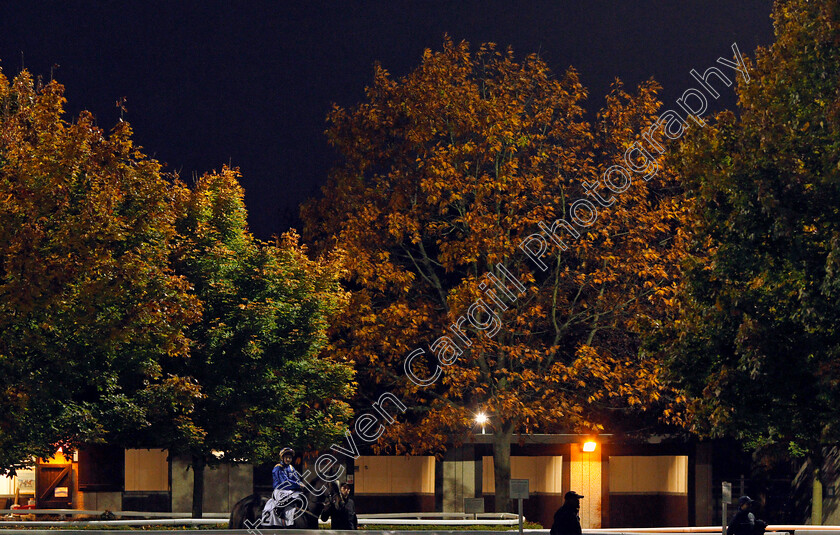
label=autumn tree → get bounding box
[163,167,354,517]
[667,0,840,521]
[0,69,199,472]
[303,38,689,511]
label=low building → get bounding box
[350,434,696,529]
[2,435,820,528]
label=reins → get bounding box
[293,487,336,522]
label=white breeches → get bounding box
[261,489,302,527]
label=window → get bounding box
[78,445,125,492]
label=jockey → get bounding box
[272,447,303,492]
[262,447,304,527]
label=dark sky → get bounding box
[0,1,775,240]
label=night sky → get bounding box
[0,2,775,240]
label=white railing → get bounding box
[2,512,839,535]
[358,512,519,518]
[0,518,224,527]
[358,518,519,525]
[0,508,227,518]
[357,511,519,524]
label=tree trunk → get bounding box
[812,466,823,525]
[192,454,205,519]
[807,449,824,526]
[492,422,514,513]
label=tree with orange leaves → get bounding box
[0,69,199,472]
[303,37,689,511]
[0,70,355,514]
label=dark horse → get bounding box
[229,477,338,530]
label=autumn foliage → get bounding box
[0,70,355,494]
[303,38,690,510]
[0,70,198,470]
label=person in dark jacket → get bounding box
[727,496,766,535]
[321,482,357,530]
[550,491,584,535]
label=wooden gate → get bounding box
[36,463,73,508]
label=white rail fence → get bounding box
[1,510,839,535]
[0,508,519,526]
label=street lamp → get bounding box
[582,441,597,452]
[475,412,488,434]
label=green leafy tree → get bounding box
[303,38,689,511]
[667,0,840,520]
[166,167,354,517]
[0,70,199,473]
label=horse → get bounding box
[229,476,338,530]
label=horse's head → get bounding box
[285,476,339,528]
[309,477,339,508]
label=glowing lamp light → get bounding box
[582,441,597,452]
[475,412,488,434]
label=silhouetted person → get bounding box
[728,496,766,535]
[551,491,583,535]
[321,482,357,530]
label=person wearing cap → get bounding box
[262,447,304,527]
[550,491,584,535]
[321,482,358,530]
[727,496,765,535]
[272,447,303,491]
